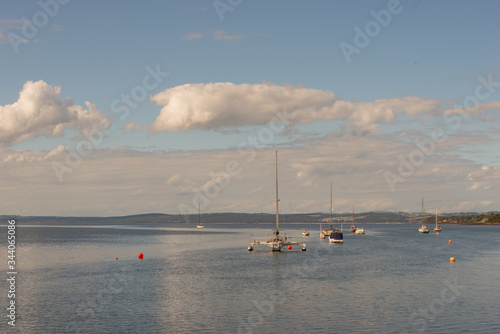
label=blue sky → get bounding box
[0,0,499,216]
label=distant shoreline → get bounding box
[2,211,499,225]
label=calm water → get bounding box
[2,223,500,333]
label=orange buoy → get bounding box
[138,253,144,259]
[449,240,452,244]
[116,257,118,260]
[288,245,292,250]
[450,257,455,262]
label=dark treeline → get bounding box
[3,211,499,225]
[423,212,500,225]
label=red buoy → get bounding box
[449,240,452,244]
[115,257,118,260]
[288,245,292,250]
[138,253,144,259]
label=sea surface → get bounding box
[1,222,500,333]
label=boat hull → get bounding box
[329,231,344,243]
[355,228,365,235]
[249,238,306,251]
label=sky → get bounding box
[0,0,499,217]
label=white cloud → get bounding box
[149,82,446,133]
[0,132,498,216]
[183,32,203,40]
[123,122,146,131]
[214,30,243,41]
[0,80,109,145]
[148,82,500,135]
[149,82,336,133]
[1,145,67,164]
[466,165,500,191]
[51,24,66,32]
[0,19,24,29]
[0,19,40,45]
[166,173,181,185]
[0,19,24,43]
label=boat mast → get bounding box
[275,150,279,233]
[352,205,355,228]
[197,202,200,225]
[435,208,438,228]
[421,197,424,226]
[330,181,333,228]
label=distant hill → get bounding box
[2,211,499,225]
[422,212,500,225]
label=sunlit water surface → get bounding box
[2,223,500,333]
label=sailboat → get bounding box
[418,198,429,233]
[248,151,306,251]
[433,208,441,232]
[320,181,339,239]
[351,205,356,232]
[354,206,365,235]
[196,203,204,229]
[325,182,343,243]
[350,205,356,232]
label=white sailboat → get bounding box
[248,151,306,251]
[196,203,204,229]
[320,181,343,243]
[320,181,339,239]
[433,208,441,232]
[354,207,365,235]
[418,198,429,233]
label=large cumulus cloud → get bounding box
[149,82,336,132]
[148,82,500,133]
[148,82,445,133]
[0,80,109,145]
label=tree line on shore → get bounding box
[3,211,499,225]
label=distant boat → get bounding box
[196,203,204,229]
[248,151,306,251]
[353,206,365,234]
[329,229,344,243]
[418,198,429,233]
[320,225,336,239]
[350,205,356,232]
[433,208,441,232]
[302,229,309,237]
[321,181,341,239]
[327,182,343,243]
[418,225,429,233]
